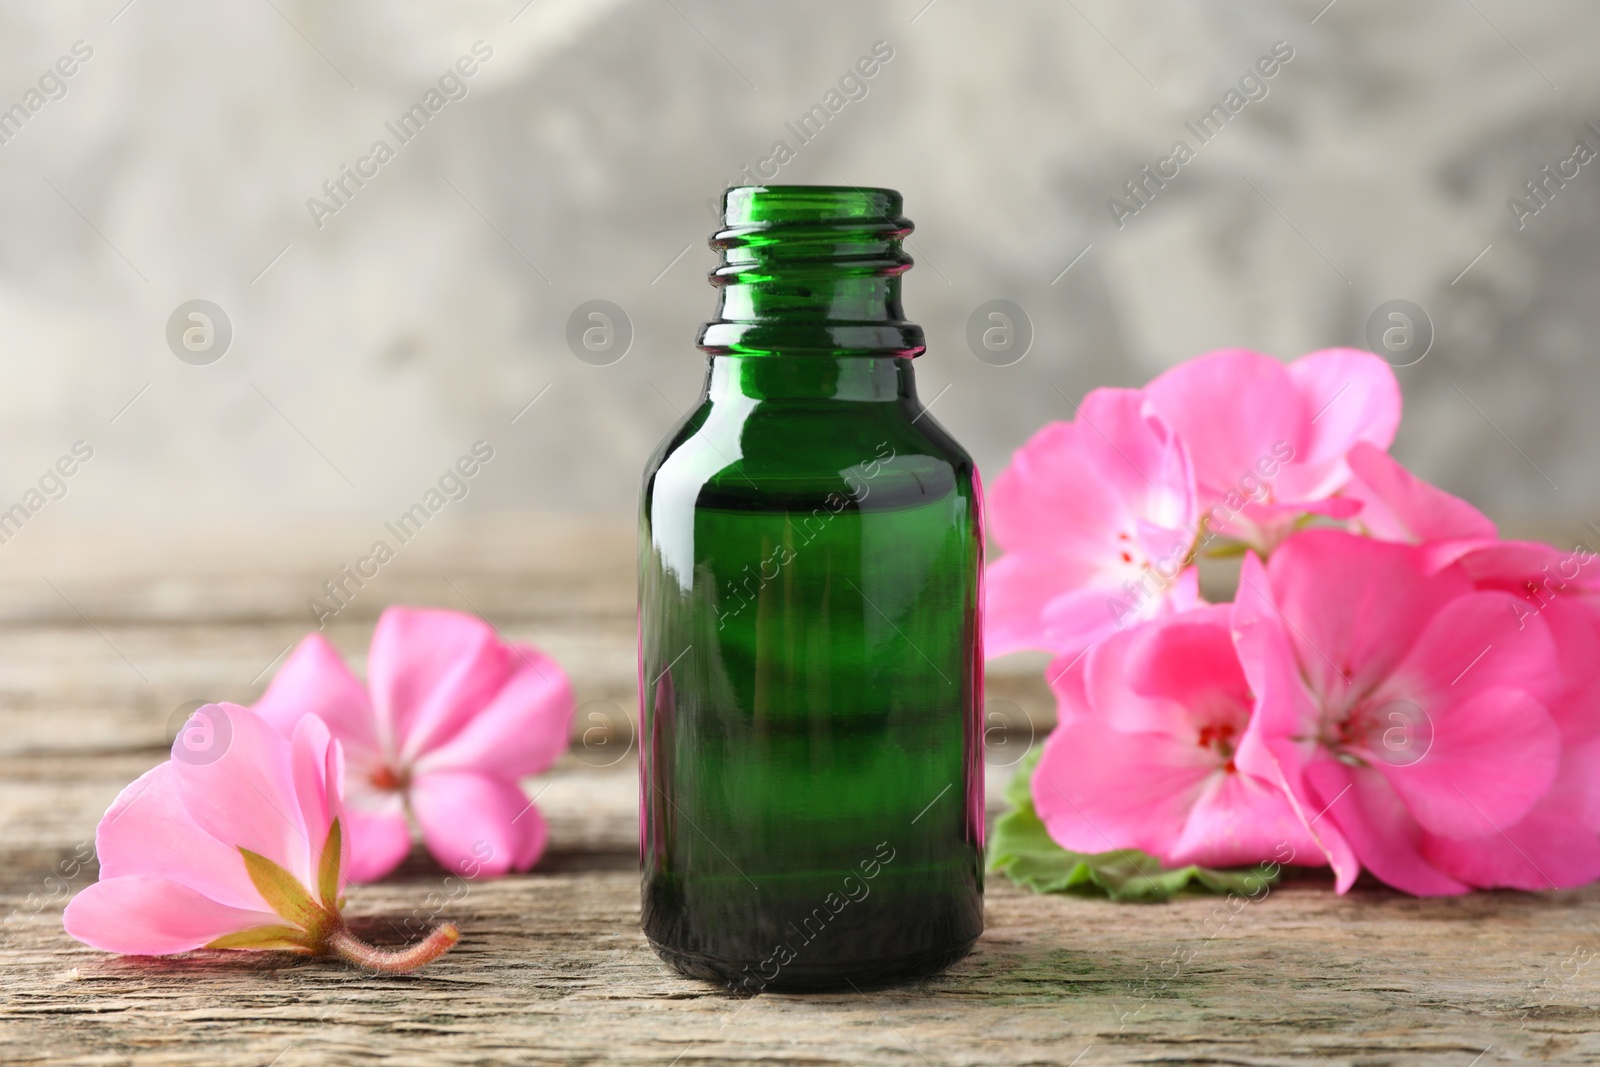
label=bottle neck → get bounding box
[697,186,926,359]
[705,355,915,403]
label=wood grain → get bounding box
[2,520,1597,1065]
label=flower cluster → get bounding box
[64,607,572,966]
[991,348,1600,895]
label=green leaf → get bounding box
[205,924,318,952]
[318,818,342,911]
[988,747,1282,902]
[238,847,329,932]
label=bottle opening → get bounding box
[721,185,904,227]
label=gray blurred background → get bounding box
[2,0,1598,545]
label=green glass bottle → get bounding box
[638,186,984,992]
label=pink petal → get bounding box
[1282,348,1401,497]
[1031,718,1213,859]
[1094,604,1248,735]
[1167,769,1324,870]
[252,633,380,758]
[1075,389,1195,528]
[1145,349,1301,504]
[409,770,547,878]
[167,703,315,887]
[1035,587,1149,660]
[1542,599,1600,742]
[1423,740,1600,890]
[1343,442,1495,544]
[341,792,414,883]
[1232,553,1353,884]
[287,714,343,889]
[366,607,517,763]
[1255,530,1470,704]
[1306,759,1469,896]
[93,763,263,912]
[1450,539,1578,590]
[991,414,1170,558]
[984,551,1099,658]
[325,728,351,885]
[1444,543,1600,742]
[416,644,574,780]
[1386,589,1560,718]
[510,804,549,871]
[64,875,282,955]
[1367,588,1563,839]
[1044,647,1092,725]
[1038,566,1201,657]
[1378,687,1559,840]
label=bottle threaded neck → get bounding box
[698,185,926,358]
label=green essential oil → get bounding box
[639,186,983,992]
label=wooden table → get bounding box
[2,520,1596,1065]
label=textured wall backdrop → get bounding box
[2,0,1597,540]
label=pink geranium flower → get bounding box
[255,607,573,882]
[63,703,458,970]
[1339,445,1600,888]
[1234,529,1566,895]
[1143,348,1401,552]
[986,388,1200,659]
[1033,605,1321,869]
[1427,537,1600,889]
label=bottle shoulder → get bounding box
[642,394,977,517]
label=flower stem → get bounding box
[325,921,460,973]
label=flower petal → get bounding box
[1423,740,1600,890]
[1343,442,1496,544]
[1039,567,1201,660]
[64,875,282,955]
[287,715,343,893]
[1145,349,1301,504]
[1255,530,1470,705]
[990,415,1160,557]
[510,804,549,872]
[1542,599,1600,743]
[1091,604,1247,736]
[1379,687,1559,840]
[1441,544,1600,743]
[984,551,1098,658]
[252,633,380,758]
[416,644,573,779]
[1283,347,1401,497]
[1386,588,1560,716]
[366,608,517,763]
[168,703,314,888]
[341,792,414,884]
[1075,388,1195,529]
[93,763,262,911]
[1144,348,1401,550]
[1232,552,1353,885]
[409,770,547,878]
[1031,717,1213,860]
[1168,769,1324,870]
[1051,601,1310,870]
[1307,759,1468,896]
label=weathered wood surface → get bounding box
[2,520,1599,1066]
